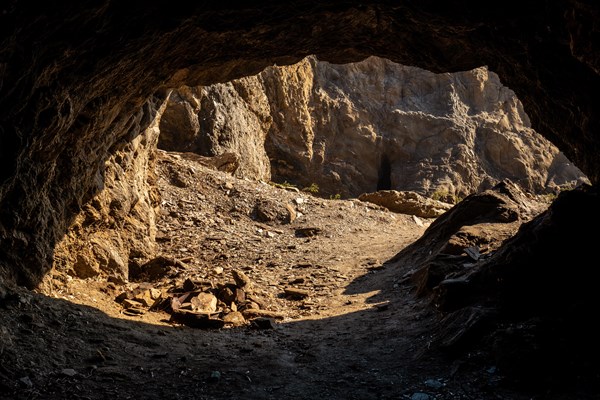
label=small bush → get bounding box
[431,190,461,204]
[303,183,319,194]
[330,193,341,200]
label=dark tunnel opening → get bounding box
[377,154,392,191]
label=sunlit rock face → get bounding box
[0,2,598,290]
[51,97,165,282]
[160,56,588,199]
[159,83,273,182]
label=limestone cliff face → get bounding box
[162,56,587,199]
[159,83,273,181]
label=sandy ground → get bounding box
[0,151,566,399]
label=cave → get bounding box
[377,154,392,191]
[1,2,599,399]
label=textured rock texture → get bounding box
[162,56,587,199]
[1,1,598,288]
[159,84,272,181]
[51,97,165,281]
[358,190,453,218]
[0,1,598,391]
[394,180,600,385]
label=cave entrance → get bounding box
[377,155,392,191]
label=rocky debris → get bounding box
[129,256,188,282]
[393,180,540,296]
[114,270,283,328]
[179,152,240,174]
[250,317,276,330]
[284,288,310,299]
[138,150,429,328]
[294,227,322,237]
[358,190,453,218]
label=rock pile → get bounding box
[115,268,283,329]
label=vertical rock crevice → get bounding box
[377,154,392,191]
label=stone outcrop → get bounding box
[358,190,453,218]
[159,84,272,181]
[161,56,588,200]
[393,180,600,385]
[51,96,165,281]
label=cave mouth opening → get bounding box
[376,154,392,191]
[157,54,588,204]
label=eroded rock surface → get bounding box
[50,96,165,281]
[161,56,588,199]
[1,1,598,290]
[358,190,453,218]
[0,3,599,396]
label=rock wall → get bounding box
[159,84,273,181]
[161,56,588,200]
[0,1,598,291]
[51,97,165,281]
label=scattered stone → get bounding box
[182,278,196,292]
[223,311,246,326]
[242,309,285,319]
[209,370,221,383]
[150,288,162,300]
[464,246,481,261]
[223,181,234,191]
[412,215,424,227]
[424,379,444,389]
[359,190,452,218]
[133,290,155,307]
[284,288,310,299]
[255,222,284,234]
[295,227,322,237]
[123,308,146,316]
[375,302,390,312]
[218,287,236,304]
[286,204,297,223]
[411,393,431,400]
[213,266,224,275]
[61,368,77,377]
[294,198,304,205]
[231,270,252,289]
[18,376,33,388]
[250,317,275,330]
[122,299,144,309]
[191,293,218,313]
[169,310,225,329]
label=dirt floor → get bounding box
[0,150,580,399]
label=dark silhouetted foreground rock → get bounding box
[393,180,600,388]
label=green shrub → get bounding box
[303,183,319,194]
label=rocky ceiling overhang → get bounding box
[0,1,598,286]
